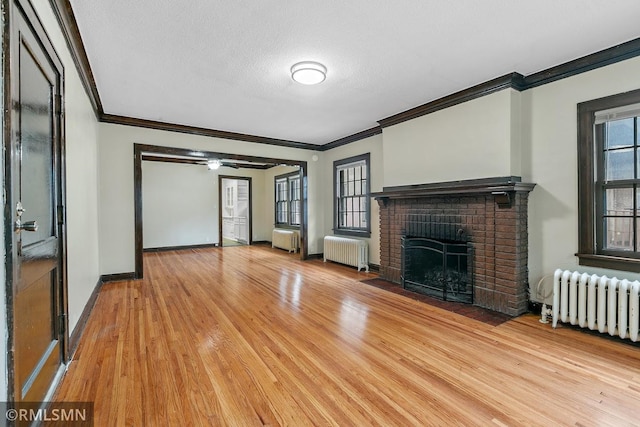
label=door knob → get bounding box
[15,220,38,232]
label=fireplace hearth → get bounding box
[373,176,535,316]
[402,236,473,303]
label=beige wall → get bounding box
[6,8,640,402]
[142,161,269,248]
[32,1,102,335]
[379,56,640,304]
[320,134,383,265]
[524,56,640,302]
[97,124,321,274]
[382,89,516,187]
[263,165,301,237]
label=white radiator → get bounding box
[552,269,640,342]
[323,236,369,272]
[272,229,298,253]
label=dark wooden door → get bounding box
[9,0,67,403]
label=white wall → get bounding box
[321,134,383,265]
[98,124,320,274]
[32,2,102,335]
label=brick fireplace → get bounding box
[373,177,535,316]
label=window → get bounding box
[578,89,640,272]
[334,153,370,237]
[275,171,301,227]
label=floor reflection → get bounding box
[339,297,369,340]
[278,272,302,309]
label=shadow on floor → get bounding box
[360,278,512,326]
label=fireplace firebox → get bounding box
[401,236,473,303]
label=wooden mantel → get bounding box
[371,176,536,209]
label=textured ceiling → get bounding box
[69,0,640,145]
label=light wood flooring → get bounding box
[54,246,640,426]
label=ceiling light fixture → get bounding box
[291,61,327,85]
[207,159,222,170]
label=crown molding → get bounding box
[320,126,382,151]
[48,2,640,149]
[101,114,322,151]
[378,73,526,129]
[48,0,103,117]
[523,37,640,89]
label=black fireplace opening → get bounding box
[401,236,473,303]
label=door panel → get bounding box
[9,0,66,403]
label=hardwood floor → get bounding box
[54,246,640,426]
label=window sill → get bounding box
[334,229,371,238]
[576,253,640,273]
[274,224,299,230]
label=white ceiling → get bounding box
[69,0,640,145]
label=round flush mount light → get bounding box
[291,61,327,85]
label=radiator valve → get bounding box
[539,303,552,324]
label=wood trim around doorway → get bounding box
[133,143,308,279]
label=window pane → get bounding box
[604,217,634,251]
[355,167,361,181]
[605,148,634,181]
[340,212,347,227]
[605,188,634,216]
[348,181,354,196]
[352,212,360,228]
[606,118,634,149]
[353,197,360,212]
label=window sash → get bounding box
[275,173,300,227]
[334,154,370,234]
[595,116,640,256]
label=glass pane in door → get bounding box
[20,47,54,247]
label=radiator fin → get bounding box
[552,269,640,342]
[323,236,369,272]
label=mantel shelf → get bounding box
[371,176,535,209]
[371,176,536,200]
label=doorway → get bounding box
[134,144,308,279]
[219,177,252,246]
[5,0,68,403]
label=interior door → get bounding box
[9,0,67,403]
